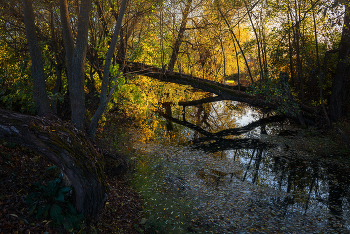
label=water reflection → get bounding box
[158,99,350,232]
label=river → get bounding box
[119,99,350,233]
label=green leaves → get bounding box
[37,204,50,218]
[25,177,84,232]
[117,76,126,86]
[50,204,62,224]
[248,74,300,117]
[110,64,120,77]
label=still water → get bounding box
[128,99,350,233]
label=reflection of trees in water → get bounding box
[180,98,253,135]
[158,98,350,231]
[327,166,347,231]
[236,147,350,231]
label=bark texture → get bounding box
[330,1,350,121]
[22,0,52,116]
[59,0,74,88]
[0,109,108,221]
[70,0,92,131]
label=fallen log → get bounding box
[0,109,108,222]
[119,60,319,122]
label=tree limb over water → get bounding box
[121,60,318,122]
[156,110,213,137]
[157,110,285,138]
[163,96,226,107]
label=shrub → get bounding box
[26,174,84,232]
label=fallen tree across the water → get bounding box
[119,61,319,124]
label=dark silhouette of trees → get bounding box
[330,1,350,121]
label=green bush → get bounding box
[248,75,300,117]
[25,175,84,232]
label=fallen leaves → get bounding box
[0,140,143,234]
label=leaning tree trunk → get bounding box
[87,0,128,139]
[0,109,108,221]
[330,1,350,121]
[167,0,192,72]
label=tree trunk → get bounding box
[288,11,295,87]
[312,9,320,71]
[330,1,350,121]
[320,50,339,126]
[168,0,192,71]
[245,1,264,81]
[233,38,240,90]
[49,4,63,115]
[59,0,75,89]
[219,37,226,77]
[0,109,108,221]
[88,0,128,138]
[293,2,304,102]
[216,5,254,84]
[70,0,92,131]
[22,0,52,116]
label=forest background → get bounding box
[1,0,350,232]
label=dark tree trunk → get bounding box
[168,0,192,71]
[295,21,304,102]
[216,5,254,84]
[330,1,350,121]
[88,0,128,138]
[70,0,92,131]
[22,0,52,116]
[245,1,264,81]
[288,11,295,87]
[233,38,240,90]
[0,109,108,221]
[59,0,74,82]
[49,4,63,115]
